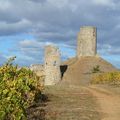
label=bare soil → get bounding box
[27,85,102,120]
[27,85,120,120]
[85,85,120,120]
[61,56,117,85]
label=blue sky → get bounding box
[0,0,120,68]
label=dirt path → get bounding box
[85,85,120,120]
[44,85,101,120]
[28,85,101,120]
[27,85,120,120]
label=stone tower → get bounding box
[77,26,97,57]
[44,45,61,85]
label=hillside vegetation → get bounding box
[91,72,120,86]
[0,57,44,120]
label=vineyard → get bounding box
[91,72,120,86]
[0,57,44,120]
[1,56,120,120]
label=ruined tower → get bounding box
[77,26,97,57]
[44,45,61,85]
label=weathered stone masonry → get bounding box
[44,45,61,85]
[77,26,97,57]
[30,26,97,86]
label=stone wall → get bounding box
[77,26,97,57]
[44,45,61,85]
[30,64,44,77]
[30,64,45,86]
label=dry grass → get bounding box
[46,87,100,120]
[91,72,120,86]
[27,85,102,120]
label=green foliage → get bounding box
[0,56,44,120]
[91,72,120,86]
[91,65,101,73]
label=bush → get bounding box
[91,72,120,86]
[0,57,44,120]
[91,65,101,73]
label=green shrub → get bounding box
[0,57,44,120]
[91,65,101,73]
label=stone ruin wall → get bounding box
[29,64,45,85]
[44,45,61,85]
[29,26,97,86]
[77,26,97,57]
[30,64,45,77]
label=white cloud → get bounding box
[0,19,31,29]
[19,39,42,47]
[0,0,12,10]
[91,0,115,7]
[47,0,69,8]
[0,19,32,35]
[0,0,120,67]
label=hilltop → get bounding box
[61,56,118,85]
